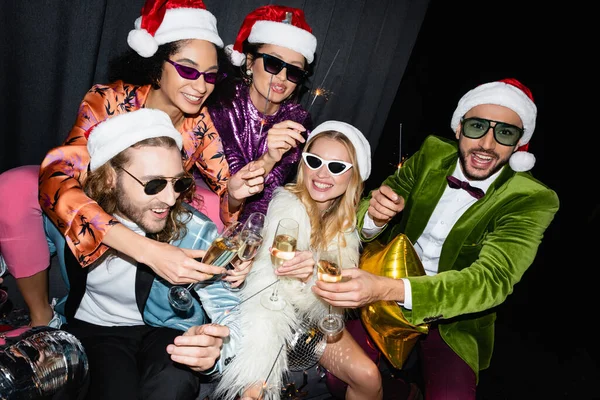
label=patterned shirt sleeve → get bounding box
[39,84,133,266]
[182,109,237,225]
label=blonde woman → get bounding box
[215,121,382,400]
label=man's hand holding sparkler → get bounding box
[259,120,306,174]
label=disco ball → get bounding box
[286,318,327,372]
[0,326,89,399]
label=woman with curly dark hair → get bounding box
[0,0,263,328]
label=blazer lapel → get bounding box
[135,263,155,315]
[404,155,458,242]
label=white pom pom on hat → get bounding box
[86,109,182,172]
[127,0,223,58]
[226,5,317,67]
[224,44,247,67]
[308,120,372,181]
[450,78,538,172]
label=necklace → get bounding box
[321,203,334,215]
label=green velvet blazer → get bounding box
[357,135,559,381]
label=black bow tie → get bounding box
[446,176,485,200]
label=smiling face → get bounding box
[247,43,306,113]
[301,136,354,212]
[114,145,186,233]
[456,104,522,181]
[151,39,219,117]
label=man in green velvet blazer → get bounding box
[313,78,559,399]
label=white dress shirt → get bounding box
[362,160,500,309]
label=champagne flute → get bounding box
[316,245,345,338]
[260,218,298,311]
[221,212,266,291]
[168,221,242,311]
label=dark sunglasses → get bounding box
[119,167,193,195]
[302,152,353,175]
[255,53,308,84]
[461,117,524,147]
[166,60,226,84]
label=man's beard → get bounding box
[458,147,509,181]
[115,194,168,234]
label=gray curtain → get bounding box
[0,0,429,172]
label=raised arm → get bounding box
[39,84,226,283]
[39,90,116,266]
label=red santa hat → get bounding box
[86,109,182,172]
[127,0,223,58]
[225,5,317,67]
[450,78,538,172]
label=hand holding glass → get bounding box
[168,221,242,311]
[316,246,345,338]
[221,212,266,290]
[260,218,299,311]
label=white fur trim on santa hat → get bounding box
[248,20,316,64]
[451,81,538,172]
[128,8,223,58]
[309,120,371,181]
[451,81,537,143]
[87,109,182,171]
[225,44,246,67]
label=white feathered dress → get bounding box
[213,187,360,400]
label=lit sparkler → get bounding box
[397,123,406,170]
[307,87,333,112]
[306,48,340,113]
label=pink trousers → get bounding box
[0,165,49,278]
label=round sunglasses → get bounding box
[461,117,523,146]
[166,60,227,84]
[302,153,353,175]
[119,167,193,195]
[255,53,308,84]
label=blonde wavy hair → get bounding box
[84,136,194,244]
[286,131,363,250]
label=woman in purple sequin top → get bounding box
[208,5,317,223]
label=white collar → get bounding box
[114,214,146,236]
[453,159,502,194]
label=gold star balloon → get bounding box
[359,233,429,369]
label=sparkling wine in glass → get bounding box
[168,221,241,311]
[260,218,298,311]
[221,212,266,291]
[316,246,345,338]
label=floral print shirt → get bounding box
[39,81,232,266]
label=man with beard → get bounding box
[60,108,244,400]
[312,78,559,399]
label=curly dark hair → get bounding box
[107,40,229,90]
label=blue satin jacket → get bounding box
[46,203,240,375]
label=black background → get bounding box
[378,1,596,398]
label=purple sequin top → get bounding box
[209,82,313,223]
